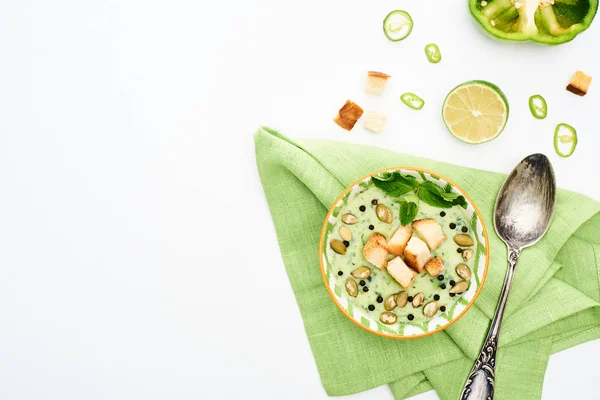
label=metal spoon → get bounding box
[460,154,556,400]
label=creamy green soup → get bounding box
[328,180,477,326]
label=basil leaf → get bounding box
[439,191,460,201]
[374,171,395,181]
[398,196,419,226]
[436,190,468,208]
[372,173,419,197]
[452,196,468,209]
[417,187,453,208]
[420,181,445,195]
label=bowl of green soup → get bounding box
[319,167,489,339]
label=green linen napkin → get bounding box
[254,126,600,400]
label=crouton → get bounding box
[424,257,445,277]
[386,256,416,290]
[364,111,388,133]
[363,233,388,269]
[566,71,592,96]
[366,71,391,95]
[333,100,364,131]
[386,226,413,256]
[412,218,446,250]
[403,237,432,273]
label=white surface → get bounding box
[0,0,599,399]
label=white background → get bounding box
[0,0,599,399]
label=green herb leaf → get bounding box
[439,191,460,201]
[452,196,468,209]
[418,187,453,208]
[420,181,444,195]
[436,189,467,208]
[418,181,467,209]
[374,171,395,181]
[398,195,419,225]
[372,172,419,197]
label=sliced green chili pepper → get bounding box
[554,123,578,157]
[401,93,425,110]
[383,10,413,41]
[424,43,442,63]
[469,0,598,45]
[528,94,547,119]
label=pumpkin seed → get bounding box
[380,311,398,325]
[345,278,358,297]
[423,301,439,318]
[341,214,358,225]
[396,291,408,308]
[454,234,474,247]
[462,249,473,261]
[384,294,397,311]
[376,204,393,224]
[339,226,353,241]
[456,263,472,281]
[450,281,469,294]
[351,266,371,279]
[412,292,424,308]
[330,239,346,254]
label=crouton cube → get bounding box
[364,111,388,133]
[363,233,388,269]
[566,71,592,96]
[386,256,416,290]
[424,257,445,277]
[366,71,391,95]
[412,218,446,250]
[386,226,413,256]
[403,237,432,273]
[333,100,364,131]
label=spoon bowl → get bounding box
[494,153,557,250]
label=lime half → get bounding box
[442,80,509,144]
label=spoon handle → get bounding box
[460,248,521,400]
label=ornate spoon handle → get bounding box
[460,248,520,400]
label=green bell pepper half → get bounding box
[469,0,598,45]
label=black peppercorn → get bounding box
[376,296,383,303]
[363,286,369,292]
[368,224,375,230]
[407,314,414,321]
[457,248,463,253]
[434,294,440,301]
[337,271,343,276]
[450,280,456,286]
[407,296,413,302]
[343,240,350,247]
[359,280,366,286]
[450,223,456,229]
[371,199,378,205]
[359,205,366,212]
[440,306,446,312]
[462,226,468,233]
[440,211,446,217]
[450,293,456,297]
[437,275,444,281]
[368,304,375,311]
[440,284,447,289]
